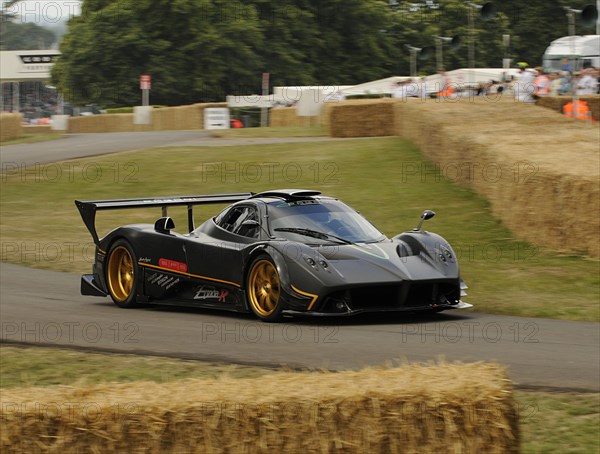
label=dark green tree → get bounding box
[243,0,322,86]
[52,0,263,107]
[308,0,397,84]
[1,0,56,50]
[0,21,56,50]
[52,0,598,106]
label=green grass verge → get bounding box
[519,390,600,454]
[0,346,273,388]
[1,133,65,145]
[1,346,597,454]
[0,137,598,320]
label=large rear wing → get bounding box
[75,193,253,244]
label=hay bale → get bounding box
[0,113,22,141]
[152,105,203,131]
[320,103,335,129]
[329,99,397,137]
[67,115,104,133]
[22,125,52,135]
[104,113,135,132]
[269,107,319,127]
[67,114,135,133]
[394,97,600,257]
[0,363,517,453]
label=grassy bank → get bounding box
[1,346,597,454]
[0,137,598,320]
[0,133,64,145]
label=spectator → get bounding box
[533,67,551,99]
[514,65,536,102]
[558,71,573,95]
[437,69,454,98]
[549,72,562,96]
[576,68,598,95]
[561,58,573,72]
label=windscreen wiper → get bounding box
[274,227,353,245]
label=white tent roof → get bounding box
[0,50,60,83]
[340,76,412,95]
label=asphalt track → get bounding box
[0,131,353,167]
[1,131,599,392]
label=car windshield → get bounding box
[268,199,385,243]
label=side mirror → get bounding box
[421,210,436,221]
[414,210,436,231]
[155,217,175,234]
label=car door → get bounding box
[185,204,261,293]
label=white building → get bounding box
[0,49,60,114]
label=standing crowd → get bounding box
[514,65,599,102]
[390,66,599,103]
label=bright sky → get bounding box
[1,0,82,24]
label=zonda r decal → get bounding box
[193,286,230,302]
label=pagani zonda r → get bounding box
[75,189,471,322]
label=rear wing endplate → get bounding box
[75,193,253,244]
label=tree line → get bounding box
[47,0,596,107]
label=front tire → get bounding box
[246,255,284,322]
[106,239,139,308]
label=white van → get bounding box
[543,35,600,72]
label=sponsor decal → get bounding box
[194,286,229,302]
[147,272,179,289]
[159,258,187,272]
[138,257,152,263]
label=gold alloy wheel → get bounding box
[248,259,281,317]
[107,246,135,302]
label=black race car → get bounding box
[75,189,471,321]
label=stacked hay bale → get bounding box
[22,125,53,135]
[269,107,319,127]
[394,97,600,257]
[329,99,397,137]
[64,103,228,133]
[152,103,227,131]
[0,363,518,453]
[153,104,199,130]
[320,102,335,129]
[0,113,22,141]
[68,114,135,133]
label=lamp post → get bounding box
[465,2,496,69]
[433,35,461,72]
[465,2,496,89]
[404,44,422,77]
[502,34,511,69]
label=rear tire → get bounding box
[106,239,139,308]
[246,255,284,322]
